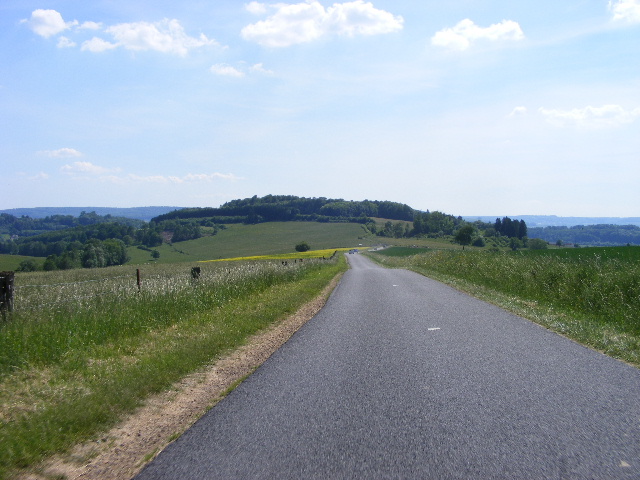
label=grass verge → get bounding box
[0,257,347,480]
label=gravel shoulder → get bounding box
[20,274,343,480]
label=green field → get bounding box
[0,255,43,272]
[127,221,375,265]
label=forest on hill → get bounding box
[151,195,416,223]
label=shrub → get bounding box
[295,242,310,252]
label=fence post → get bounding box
[0,271,15,316]
[191,266,201,280]
[136,269,141,291]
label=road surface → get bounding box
[136,253,640,479]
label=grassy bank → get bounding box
[0,257,347,479]
[369,246,640,367]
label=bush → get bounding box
[472,237,486,247]
[295,242,310,252]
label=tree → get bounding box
[509,237,523,251]
[454,225,475,249]
[295,242,310,252]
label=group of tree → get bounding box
[1,211,211,271]
[494,217,528,240]
[412,210,464,237]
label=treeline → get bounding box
[153,195,416,223]
[0,219,206,257]
[0,211,143,237]
[19,238,131,271]
[528,224,640,246]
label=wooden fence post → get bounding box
[136,269,141,291]
[0,271,15,316]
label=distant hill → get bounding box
[464,215,640,228]
[0,207,183,222]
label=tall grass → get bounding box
[0,258,346,479]
[371,246,640,365]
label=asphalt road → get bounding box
[136,253,640,479]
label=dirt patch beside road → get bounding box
[21,274,342,480]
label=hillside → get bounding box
[127,221,374,264]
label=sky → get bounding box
[1,0,639,217]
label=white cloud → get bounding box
[22,9,78,38]
[246,2,268,15]
[210,64,246,77]
[241,0,403,47]
[103,19,216,56]
[38,147,83,158]
[81,37,118,53]
[61,161,119,175]
[609,0,640,23]
[250,63,275,75]
[539,104,640,128]
[79,21,102,30]
[431,19,524,51]
[57,36,76,48]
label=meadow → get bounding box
[370,246,640,366]
[0,256,347,479]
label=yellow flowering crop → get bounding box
[199,247,359,263]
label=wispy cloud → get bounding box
[431,19,524,51]
[61,161,119,175]
[241,0,403,47]
[539,104,640,128]
[508,106,528,117]
[38,147,83,158]
[102,172,241,184]
[609,0,640,24]
[210,62,275,77]
[210,64,246,78]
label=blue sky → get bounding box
[1,0,639,216]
